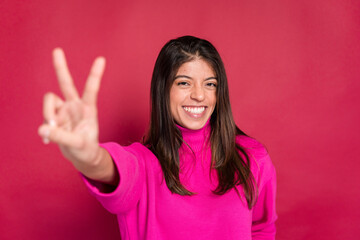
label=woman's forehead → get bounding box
[176,59,216,77]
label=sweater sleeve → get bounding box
[251,154,277,240]
[80,142,145,214]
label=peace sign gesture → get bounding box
[38,48,106,167]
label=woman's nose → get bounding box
[190,85,205,101]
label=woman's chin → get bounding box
[176,117,209,130]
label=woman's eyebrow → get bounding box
[174,75,192,80]
[174,75,217,80]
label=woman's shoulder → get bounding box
[236,135,275,183]
[119,142,157,160]
[235,135,268,160]
[102,141,162,176]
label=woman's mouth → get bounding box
[183,106,206,118]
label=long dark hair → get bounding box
[143,36,256,208]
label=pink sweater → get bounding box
[81,122,277,239]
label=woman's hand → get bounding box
[38,48,106,167]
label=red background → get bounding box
[1,0,360,239]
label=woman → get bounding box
[38,36,277,239]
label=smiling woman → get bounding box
[170,59,217,130]
[38,36,277,240]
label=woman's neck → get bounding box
[176,120,211,152]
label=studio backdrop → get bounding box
[1,0,359,239]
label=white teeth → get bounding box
[183,107,205,114]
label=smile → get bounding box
[183,106,206,114]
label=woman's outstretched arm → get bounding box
[38,48,119,187]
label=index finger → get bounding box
[53,48,80,100]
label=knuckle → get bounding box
[44,92,55,102]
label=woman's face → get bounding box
[170,58,217,130]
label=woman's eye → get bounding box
[177,81,189,86]
[207,82,217,87]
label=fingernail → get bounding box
[43,137,50,144]
[49,119,57,127]
[39,127,50,138]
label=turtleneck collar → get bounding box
[176,120,211,152]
